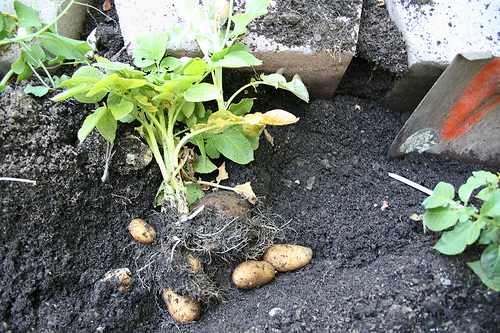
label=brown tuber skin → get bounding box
[129,219,156,244]
[162,288,201,322]
[262,244,313,272]
[189,191,252,218]
[232,260,276,289]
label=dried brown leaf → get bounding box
[234,182,258,204]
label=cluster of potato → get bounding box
[129,218,203,322]
[232,244,313,289]
[128,217,313,323]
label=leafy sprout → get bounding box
[422,171,500,291]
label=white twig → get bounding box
[0,177,36,185]
[101,141,115,183]
[179,204,205,223]
[388,173,434,196]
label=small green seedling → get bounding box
[0,0,92,96]
[52,0,309,217]
[422,171,500,291]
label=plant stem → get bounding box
[225,81,260,108]
[0,70,14,89]
[174,124,221,160]
[185,180,237,193]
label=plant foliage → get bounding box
[52,0,309,216]
[0,0,92,96]
[422,171,500,291]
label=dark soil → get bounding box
[1,0,499,332]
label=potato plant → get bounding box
[422,171,500,291]
[0,0,92,96]
[52,0,309,218]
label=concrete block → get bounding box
[383,0,500,112]
[115,0,363,99]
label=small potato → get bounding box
[129,218,156,244]
[232,260,276,289]
[99,268,132,292]
[187,254,203,273]
[262,244,313,272]
[162,288,201,322]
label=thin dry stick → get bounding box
[0,177,36,185]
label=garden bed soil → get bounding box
[1,0,499,332]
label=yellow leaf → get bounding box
[243,113,264,125]
[242,123,265,137]
[234,182,258,204]
[216,162,229,183]
[260,109,299,125]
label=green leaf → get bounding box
[193,154,217,174]
[78,106,107,142]
[212,51,262,68]
[422,196,453,209]
[480,191,500,217]
[422,182,455,208]
[24,84,49,96]
[261,72,309,102]
[93,59,143,75]
[133,49,155,69]
[11,57,29,75]
[186,183,206,204]
[27,43,45,62]
[231,0,270,37]
[86,74,118,97]
[184,83,221,102]
[245,131,260,149]
[14,0,42,29]
[96,108,117,143]
[481,242,500,279]
[183,58,208,76]
[39,32,92,61]
[459,174,489,203]
[433,220,483,255]
[136,32,168,61]
[473,170,499,185]
[213,127,254,164]
[108,98,134,120]
[160,57,182,71]
[204,135,220,159]
[424,206,460,231]
[72,66,106,103]
[51,83,90,101]
[261,73,287,87]
[468,260,500,291]
[477,187,499,202]
[229,98,255,116]
[3,15,17,38]
[479,226,500,245]
[112,77,147,91]
[194,102,206,118]
[181,101,195,118]
[20,49,41,67]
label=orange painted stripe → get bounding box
[443,57,500,139]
